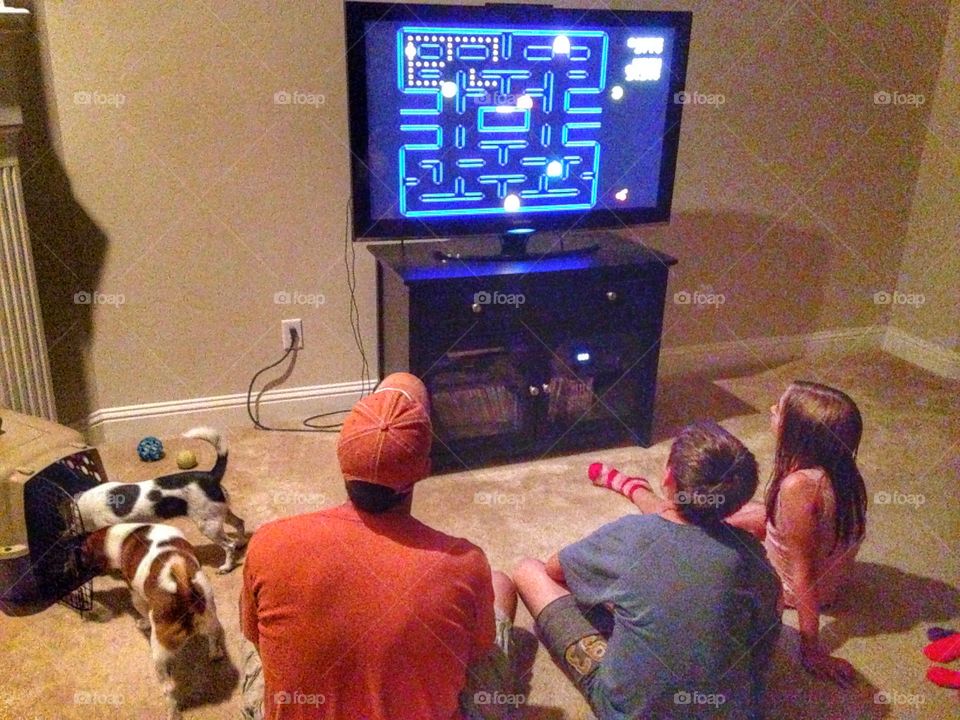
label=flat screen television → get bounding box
[344,2,692,258]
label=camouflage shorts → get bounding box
[535,594,612,692]
[238,634,264,720]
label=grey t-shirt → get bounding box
[559,514,782,720]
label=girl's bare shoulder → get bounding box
[779,469,829,504]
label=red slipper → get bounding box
[924,634,960,664]
[927,666,960,690]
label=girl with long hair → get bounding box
[588,381,867,685]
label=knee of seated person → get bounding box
[512,557,545,584]
[492,569,516,592]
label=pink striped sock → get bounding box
[588,463,651,500]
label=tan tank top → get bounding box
[763,470,862,609]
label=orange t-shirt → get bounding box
[240,504,496,720]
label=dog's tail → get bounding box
[182,426,228,482]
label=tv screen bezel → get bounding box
[344,1,692,241]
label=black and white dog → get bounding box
[76,427,246,573]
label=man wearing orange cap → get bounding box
[240,373,516,720]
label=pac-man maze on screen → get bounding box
[394,28,661,219]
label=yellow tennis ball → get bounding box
[176,449,198,470]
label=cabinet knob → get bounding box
[528,385,541,396]
[542,383,551,394]
[606,290,618,302]
[471,302,483,314]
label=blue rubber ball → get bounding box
[137,436,164,462]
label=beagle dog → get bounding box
[76,427,246,573]
[82,522,226,720]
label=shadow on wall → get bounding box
[651,371,765,444]
[621,210,837,349]
[620,209,854,442]
[15,12,107,426]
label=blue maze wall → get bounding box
[396,27,609,218]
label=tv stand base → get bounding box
[433,231,601,262]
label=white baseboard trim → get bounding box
[80,324,955,444]
[881,326,960,380]
[80,379,376,444]
[659,326,886,377]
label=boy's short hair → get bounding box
[667,422,758,525]
[346,480,409,514]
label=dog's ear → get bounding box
[80,529,109,574]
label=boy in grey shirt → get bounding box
[514,422,782,719]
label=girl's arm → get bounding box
[777,473,856,687]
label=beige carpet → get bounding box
[0,350,957,719]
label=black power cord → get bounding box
[246,198,373,433]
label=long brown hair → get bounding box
[766,381,866,547]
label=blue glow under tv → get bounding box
[344,2,692,242]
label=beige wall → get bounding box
[24,1,378,424]
[11,1,954,424]
[891,0,960,351]
[611,0,950,348]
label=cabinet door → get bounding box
[423,343,541,468]
[538,327,661,449]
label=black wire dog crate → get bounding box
[1,409,105,614]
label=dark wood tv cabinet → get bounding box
[368,234,676,470]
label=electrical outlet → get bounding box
[282,319,303,350]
